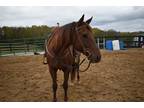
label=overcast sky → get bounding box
[0,6,144,32]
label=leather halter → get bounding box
[75,26,92,58]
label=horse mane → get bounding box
[48,22,76,44]
[45,22,77,58]
[62,22,76,29]
[62,22,77,45]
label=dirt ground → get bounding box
[0,48,144,102]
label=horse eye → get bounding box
[83,34,88,38]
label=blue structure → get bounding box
[106,40,113,50]
[119,41,124,49]
[106,40,124,50]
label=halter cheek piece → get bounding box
[72,26,92,72]
[75,27,92,58]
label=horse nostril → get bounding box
[85,51,90,57]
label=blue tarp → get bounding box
[106,40,113,50]
[106,40,124,50]
[119,41,124,49]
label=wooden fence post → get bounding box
[97,38,100,48]
[27,43,29,52]
[9,43,12,53]
[103,37,105,49]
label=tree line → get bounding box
[0,25,51,40]
[0,25,143,40]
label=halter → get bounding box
[74,25,92,59]
[71,25,92,72]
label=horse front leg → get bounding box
[63,71,69,101]
[49,66,58,102]
[52,78,57,102]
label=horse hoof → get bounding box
[53,99,57,102]
[64,98,68,102]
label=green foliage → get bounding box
[92,27,105,37]
[0,25,52,40]
[0,25,143,40]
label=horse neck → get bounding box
[48,22,76,56]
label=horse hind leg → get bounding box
[63,71,70,101]
[70,68,76,86]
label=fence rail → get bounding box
[0,35,144,56]
[96,35,144,49]
[0,37,45,56]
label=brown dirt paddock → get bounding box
[0,48,144,102]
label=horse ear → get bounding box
[86,17,93,24]
[78,14,85,25]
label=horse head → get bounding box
[73,14,101,63]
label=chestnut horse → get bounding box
[44,15,101,101]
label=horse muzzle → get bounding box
[83,50,101,63]
[88,54,101,63]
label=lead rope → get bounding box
[78,57,91,72]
